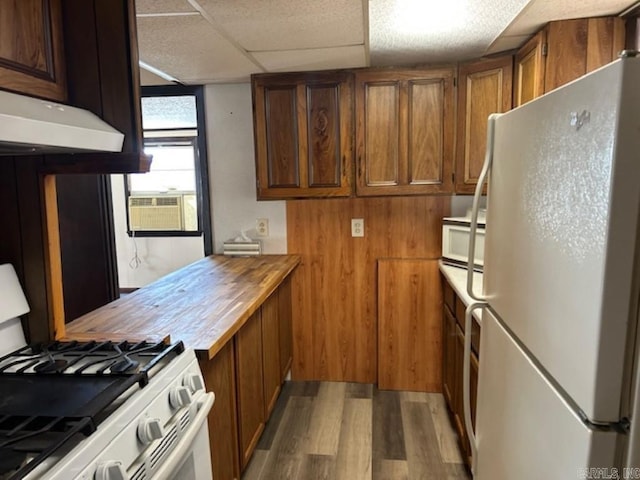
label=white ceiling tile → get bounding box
[192,0,364,50]
[369,0,531,65]
[253,46,367,72]
[137,15,262,84]
[135,0,196,15]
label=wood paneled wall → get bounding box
[287,196,448,383]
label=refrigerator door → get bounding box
[476,309,619,480]
[484,57,640,423]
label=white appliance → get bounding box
[442,214,486,272]
[463,54,640,478]
[0,90,124,155]
[0,263,214,480]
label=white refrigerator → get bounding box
[465,54,640,478]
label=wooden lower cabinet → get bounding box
[278,276,293,379]
[199,341,240,480]
[442,274,480,470]
[201,277,294,476]
[262,291,282,417]
[235,311,266,469]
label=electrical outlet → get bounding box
[256,218,269,237]
[351,218,364,237]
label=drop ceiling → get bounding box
[136,0,637,85]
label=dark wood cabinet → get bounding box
[278,275,293,379]
[199,342,240,480]
[441,274,481,470]
[261,290,281,417]
[252,71,353,199]
[235,311,265,469]
[0,0,66,101]
[355,68,455,196]
[455,55,513,194]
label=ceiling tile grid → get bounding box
[134,0,637,85]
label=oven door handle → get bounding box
[150,392,215,480]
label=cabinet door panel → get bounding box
[544,19,588,93]
[278,276,293,379]
[514,31,546,107]
[363,82,400,186]
[261,291,281,417]
[253,71,353,199]
[442,305,457,409]
[265,86,299,188]
[456,56,513,194]
[0,0,66,100]
[408,79,444,185]
[307,84,341,187]
[235,311,265,470]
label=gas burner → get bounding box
[0,340,184,480]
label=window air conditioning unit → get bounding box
[129,195,184,231]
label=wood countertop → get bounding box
[64,255,300,360]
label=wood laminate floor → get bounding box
[242,381,471,480]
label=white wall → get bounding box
[205,83,287,254]
[111,175,204,288]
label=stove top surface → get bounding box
[0,339,184,480]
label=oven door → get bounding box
[152,393,214,480]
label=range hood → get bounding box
[0,90,125,155]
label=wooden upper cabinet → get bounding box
[355,68,455,196]
[514,30,546,107]
[455,55,513,194]
[252,71,353,199]
[0,0,66,101]
[545,17,625,92]
[515,17,624,107]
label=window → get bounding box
[125,86,212,253]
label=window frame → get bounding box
[124,85,212,256]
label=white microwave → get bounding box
[442,216,485,272]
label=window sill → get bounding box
[127,230,203,238]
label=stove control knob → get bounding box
[94,461,128,480]
[182,373,204,393]
[137,418,163,445]
[169,386,192,409]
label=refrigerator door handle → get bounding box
[464,302,487,474]
[467,113,501,302]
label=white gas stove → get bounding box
[0,265,214,480]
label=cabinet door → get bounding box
[355,68,455,196]
[455,56,513,194]
[261,291,281,417]
[514,30,546,107]
[235,311,265,470]
[454,324,471,463]
[0,0,66,101]
[278,275,293,380]
[252,71,353,199]
[442,305,457,410]
[544,17,625,93]
[378,259,442,391]
[199,342,240,480]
